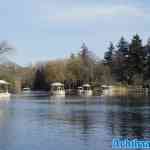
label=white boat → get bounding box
[50,82,65,97]
[77,84,93,96]
[0,80,10,99]
[101,85,113,96]
[77,86,83,96]
[82,84,93,96]
[0,92,10,98]
[22,87,31,93]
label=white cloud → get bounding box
[43,5,149,23]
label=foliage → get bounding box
[104,42,114,66]
[45,60,66,83]
[2,35,150,92]
[104,34,150,85]
[32,66,49,90]
[112,37,129,82]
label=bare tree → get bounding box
[0,41,14,55]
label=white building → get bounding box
[50,82,65,97]
[78,84,93,96]
[0,80,10,98]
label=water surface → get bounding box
[0,95,150,150]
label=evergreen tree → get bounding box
[127,34,145,84]
[104,42,114,66]
[145,56,150,80]
[144,38,150,81]
[32,67,48,90]
[117,37,129,56]
[144,38,150,58]
[80,42,89,63]
[113,37,129,82]
[79,43,95,83]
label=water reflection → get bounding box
[104,96,150,139]
[0,96,150,150]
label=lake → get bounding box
[0,95,150,150]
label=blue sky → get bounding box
[1,0,150,66]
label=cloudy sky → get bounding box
[0,0,150,65]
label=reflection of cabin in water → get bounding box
[50,82,65,96]
[0,80,10,98]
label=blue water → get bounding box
[0,95,150,150]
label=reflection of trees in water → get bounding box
[106,96,150,139]
[36,102,99,142]
[64,104,102,144]
[108,111,144,138]
[68,108,95,135]
[0,107,16,148]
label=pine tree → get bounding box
[79,43,95,82]
[32,67,48,90]
[127,34,145,84]
[144,38,150,81]
[113,37,129,82]
[104,42,114,66]
[117,37,129,56]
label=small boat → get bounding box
[0,80,10,98]
[101,85,113,96]
[82,84,93,96]
[77,84,93,96]
[50,82,65,97]
[77,86,83,96]
[22,87,31,93]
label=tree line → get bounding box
[1,35,150,91]
[31,43,110,90]
[104,34,150,86]
[23,34,150,91]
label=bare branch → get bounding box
[0,41,14,55]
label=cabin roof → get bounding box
[0,80,9,85]
[101,85,108,88]
[51,82,64,86]
[78,86,83,89]
[82,84,91,87]
[23,87,30,90]
[101,85,112,88]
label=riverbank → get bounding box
[102,85,149,96]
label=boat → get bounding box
[22,87,31,93]
[77,84,93,96]
[0,80,10,98]
[82,84,93,96]
[101,85,114,96]
[50,82,65,97]
[77,86,83,96]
